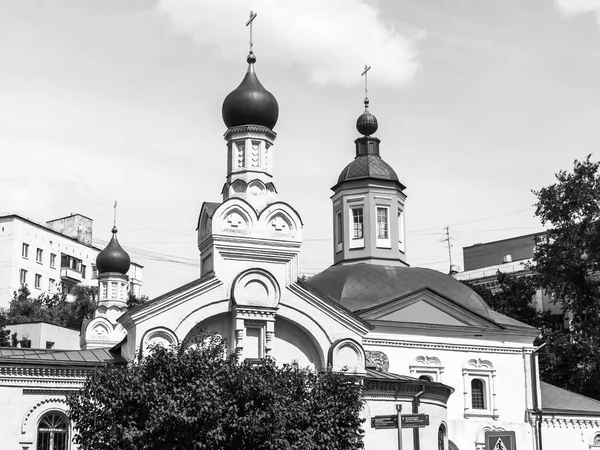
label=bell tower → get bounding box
[331,66,408,267]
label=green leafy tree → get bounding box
[532,154,600,399]
[67,334,365,450]
[467,271,540,327]
[0,312,11,347]
[126,291,149,309]
[3,285,96,331]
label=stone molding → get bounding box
[363,338,533,355]
[21,397,67,434]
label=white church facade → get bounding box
[2,32,600,450]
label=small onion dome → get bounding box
[222,53,279,130]
[96,226,131,274]
[356,98,378,136]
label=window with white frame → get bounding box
[376,206,390,248]
[336,211,343,252]
[50,253,57,268]
[36,248,43,264]
[409,356,444,382]
[398,210,406,253]
[37,412,69,450]
[22,243,29,258]
[49,278,55,293]
[35,273,42,289]
[462,358,497,419]
[20,269,27,285]
[349,207,364,249]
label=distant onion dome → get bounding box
[222,53,279,130]
[356,98,378,136]
[96,226,131,274]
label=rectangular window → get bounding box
[471,379,486,409]
[398,211,405,253]
[19,269,27,285]
[22,243,29,258]
[50,253,56,268]
[49,278,55,293]
[45,341,55,349]
[82,265,87,279]
[92,264,98,279]
[34,274,42,289]
[36,248,43,263]
[336,212,343,244]
[377,207,388,239]
[352,208,363,239]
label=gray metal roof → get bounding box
[307,263,492,317]
[541,381,600,416]
[0,347,125,366]
[337,154,400,185]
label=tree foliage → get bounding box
[67,334,365,450]
[467,271,540,327]
[1,285,96,330]
[532,155,600,399]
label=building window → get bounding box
[22,243,29,258]
[438,423,447,450]
[46,341,55,349]
[37,412,69,450]
[50,253,57,268]
[82,265,87,279]
[352,208,363,239]
[35,274,42,290]
[410,356,444,382]
[377,207,388,239]
[336,211,343,244]
[471,379,485,409]
[92,264,98,279]
[36,248,43,264]
[398,210,406,253]
[49,278,55,293]
[20,269,27,285]
[462,358,497,419]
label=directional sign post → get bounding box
[370,415,398,429]
[401,414,429,428]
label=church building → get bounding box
[2,28,600,450]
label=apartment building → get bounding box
[0,213,143,308]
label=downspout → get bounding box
[531,343,547,450]
[412,385,425,450]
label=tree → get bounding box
[67,334,365,450]
[0,312,11,347]
[532,155,600,399]
[126,291,149,309]
[466,271,540,327]
[3,285,96,331]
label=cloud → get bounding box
[554,0,600,26]
[155,0,422,87]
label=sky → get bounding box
[1,0,599,298]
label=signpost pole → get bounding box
[396,404,403,450]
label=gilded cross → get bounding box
[361,65,371,100]
[246,11,258,54]
[113,200,117,227]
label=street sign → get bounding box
[400,413,429,428]
[485,431,516,450]
[370,415,398,429]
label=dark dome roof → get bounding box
[307,263,491,317]
[222,53,279,130]
[356,99,378,136]
[337,154,399,185]
[96,227,130,274]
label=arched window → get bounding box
[37,412,69,450]
[438,423,447,450]
[419,375,433,382]
[471,378,485,409]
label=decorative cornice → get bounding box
[542,417,600,428]
[224,125,277,143]
[363,338,534,355]
[22,397,68,434]
[0,365,93,380]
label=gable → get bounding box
[359,288,499,329]
[380,300,470,326]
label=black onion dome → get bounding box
[337,154,399,184]
[356,98,378,136]
[96,227,131,274]
[222,53,279,129]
